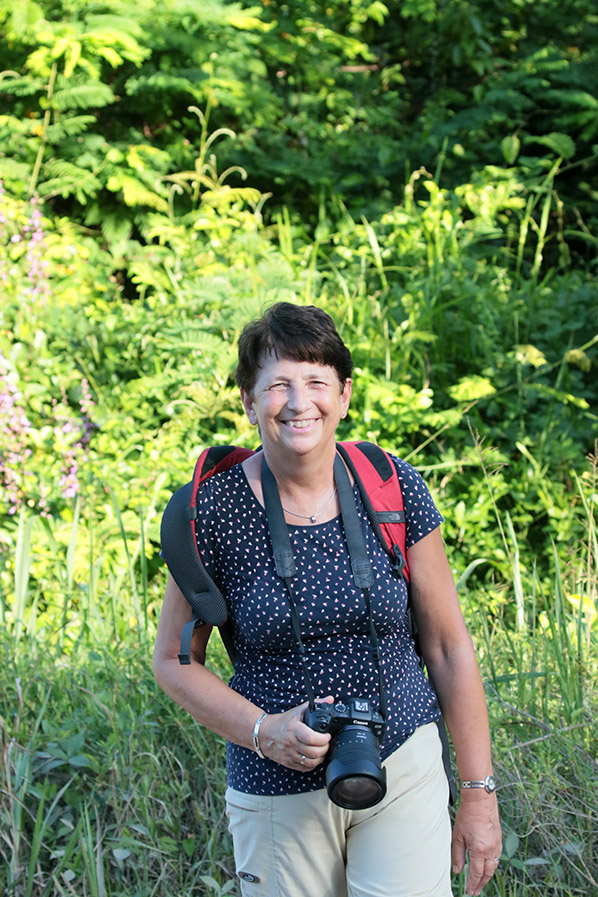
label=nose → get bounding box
[286,381,310,412]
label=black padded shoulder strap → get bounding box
[160,450,249,666]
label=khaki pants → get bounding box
[225,723,452,897]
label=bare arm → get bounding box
[407,528,502,896]
[152,573,331,770]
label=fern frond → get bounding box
[0,75,46,96]
[101,214,133,245]
[0,114,30,136]
[159,171,212,194]
[0,157,32,180]
[126,144,171,172]
[125,71,207,97]
[52,82,114,111]
[84,14,144,36]
[2,0,44,39]
[218,165,248,185]
[202,186,263,207]
[37,160,101,198]
[45,115,96,142]
[144,217,187,243]
[43,159,96,179]
[117,175,168,212]
[156,329,231,358]
[37,176,100,199]
[84,18,148,62]
[224,6,270,31]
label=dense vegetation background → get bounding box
[0,1,596,895]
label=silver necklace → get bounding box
[281,487,337,523]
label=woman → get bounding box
[153,302,501,897]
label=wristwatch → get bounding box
[461,774,496,794]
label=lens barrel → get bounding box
[325,725,387,810]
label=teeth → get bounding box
[288,420,313,428]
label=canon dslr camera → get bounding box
[305,698,387,810]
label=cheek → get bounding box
[256,396,281,419]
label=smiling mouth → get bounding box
[284,419,318,429]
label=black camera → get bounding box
[305,698,387,810]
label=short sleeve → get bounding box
[390,456,443,549]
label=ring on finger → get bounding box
[300,754,306,765]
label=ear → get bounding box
[240,389,256,424]
[340,378,352,419]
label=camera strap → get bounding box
[261,454,388,719]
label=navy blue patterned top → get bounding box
[194,454,443,795]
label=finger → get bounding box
[465,854,500,895]
[293,750,324,772]
[297,725,332,747]
[299,696,334,724]
[451,831,467,875]
[465,854,486,896]
[295,735,331,768]
[484,854,501,879]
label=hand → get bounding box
[256,697,333,771]
[452,792,502,895]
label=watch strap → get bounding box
[461,774,496,793]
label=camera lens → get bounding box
[325,726,387,810]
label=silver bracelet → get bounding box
[461,774,496,794]
[252,711,267,759]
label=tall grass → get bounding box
[0,634,235,896]
[458,452,598,897]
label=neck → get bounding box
[264,442,337,496]
[241,443,344,525]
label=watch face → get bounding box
[485,775,496,793]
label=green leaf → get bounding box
[0,158,32,181]
[182,837,195,857]
[526,383,589,409]
[108,174,169,212]
[52,82,114,111]
[225,6,270,31]
[448,376,496,402]
[199,876,222,890]
[68,754,92,768]
[44,115,97,141]
[37,160,102,198]
[513,344,548,368]
[565,348,591,372]
[505,830,520,858]
[0,75,46,95]
[501,134,520,164]
[544,89,598,110]
[101,213,134,245]
[157,835,178,854]
[528,132,576,160]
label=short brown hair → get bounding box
[235,302,353,394]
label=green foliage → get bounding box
[0,0,276,256]
[1,0,596,268]
[1,3,598,893]
[1,146,596,622]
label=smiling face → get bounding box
[241,353,352,463]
